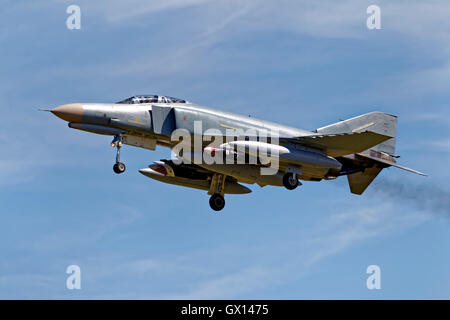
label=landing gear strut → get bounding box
[208,174,226,211]
[283,172,298,190]
[111,135,126,174]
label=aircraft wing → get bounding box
[285,131,393,157]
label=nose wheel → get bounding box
[113,162,126,174]
[111,135,126,174]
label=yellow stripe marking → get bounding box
[220,124,239,130]
[352,122,375,132]
[128,120,146,126]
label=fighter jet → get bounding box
[49,94,426,211]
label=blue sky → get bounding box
[1,0,449,299]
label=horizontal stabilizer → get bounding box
[357,152,427,176]
[290,131,392,157]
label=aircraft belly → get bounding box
[278,162,331,180]
[198,164,284,186]
[139,168,251,194]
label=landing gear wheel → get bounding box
[209,194,225,211]
[283,173,298,190]
[113,162,126,174]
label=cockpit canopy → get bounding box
[116,95,187,104]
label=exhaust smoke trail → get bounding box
[371,176,450,216]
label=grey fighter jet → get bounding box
[49,94,426,211]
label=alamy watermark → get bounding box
[66,5,81,30]
[170,122,281,176]
[366,265,381,290]
[66,265,81,290]
[366,5,381,30]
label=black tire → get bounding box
[113,162,126,174]
[283,173,298,190]
[209,194,225,211]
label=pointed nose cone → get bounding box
[51,104,83,122]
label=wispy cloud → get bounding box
[163,203,427,299]
[92,0,450,45]
[167,266,272,299]
[13,199,423,299]
[0,273,61,299]
[431,138,450,152]
[101,0,212,23]
[26,204,143,253]
[76,0,450,104]
[404,110,450,124]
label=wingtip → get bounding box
[395,164,428,177]
[418,172,428,177]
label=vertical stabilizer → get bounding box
[316,112,397,156]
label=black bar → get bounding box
[0,300,448,318]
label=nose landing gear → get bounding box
[113,162,126,174]
[111,135,126,174]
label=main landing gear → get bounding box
[111,135,126,174]
[209,194,225,211]
[208,174,226,211]
[283,172,299,190]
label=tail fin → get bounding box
[316,112,397,156]
[317,112,396,195]
[316,112,426,195]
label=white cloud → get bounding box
[431,138,450,152]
